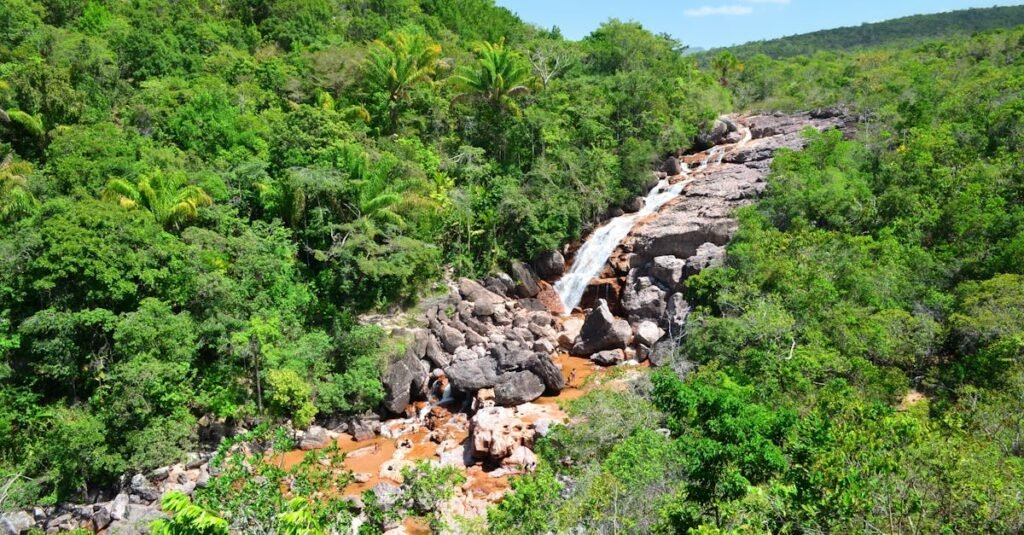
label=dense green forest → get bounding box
[2,1,1024,533]
[706,4,1024,59]
[492,24,1024,534]
[0,0,725,511]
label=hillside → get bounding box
[708,4,1024,58]
[2,2,1024,534]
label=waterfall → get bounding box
[553,122,749,314]
[553,178,687,313]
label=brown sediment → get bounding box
[464,466,510,497]
[403,516,432,535]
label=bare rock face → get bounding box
[558,318,584,349]
[572,299,633,356]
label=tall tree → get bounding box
[363,30,442,134]
[453,37,534,115]
[710,51,744,87]
[0,154,37,223]
[103,170,212,231]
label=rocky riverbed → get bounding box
[1,111,853,534]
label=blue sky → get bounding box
[494,1,1024,49]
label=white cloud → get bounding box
[683,5,754,17]
[742,0,791,4]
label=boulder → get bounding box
[622,196,645,213]
[634,321,665,347]
[591,349,625,366]
[684,242,726,277]
[92,504,112,532]
[558,318,584,349]
[494,371,546,406]
[382,354,428,415]
[110,493,129,521]
[695,119,729,149]
[470,407,536,462]
[491,344,533,372]
[458,279,506,316]
[663,156,683,176]
[502,445,538,472]
[129,474,160,502]
[650,255,686,289]
[445,358,499,393]
[424,337,449,368]
[526,354,565,394]
[621,274,667,322]
[665,293,691,337]
[408,329,429,359]
[299,426,332,451]
[572,299,632,356]
[439,325,466,353]
[1,511,33,535]
[510,261,540,298]
[532,250,566,281]
[648,340,677,367]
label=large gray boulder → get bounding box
[494,371,546,406]
[445,358,499,393]
[663,156,683,176]
[634,321,665,348]
[382,354,428,414]
[458,278,506,316]
[533,250,566,281]
[439,325,466,353]
[526,354,565,394]
[695,119,730,149]
[623,196,645,213]
[1,511,33,535]
[92,504,113,531]
[621,274,667,323]
[684,242,727,277]
[648,340,677,368]
[299,426,332,451]
[650,255,686,289]
[129,474,160,502]
[511,261,540,298]
[592,349,625,366]
[572,299,632,356]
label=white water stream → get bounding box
[553,122,750,313]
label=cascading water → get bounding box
[553,122,750,313]
[553,178,687,313]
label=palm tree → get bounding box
[103,170,212,230]
[453,38,535,115]
[0,154,38,223]
[710,51,744,87]
[364,30,442,133]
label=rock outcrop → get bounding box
[571,299,632,358]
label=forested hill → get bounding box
[0,0,725,512]
[708,4,1024,58]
